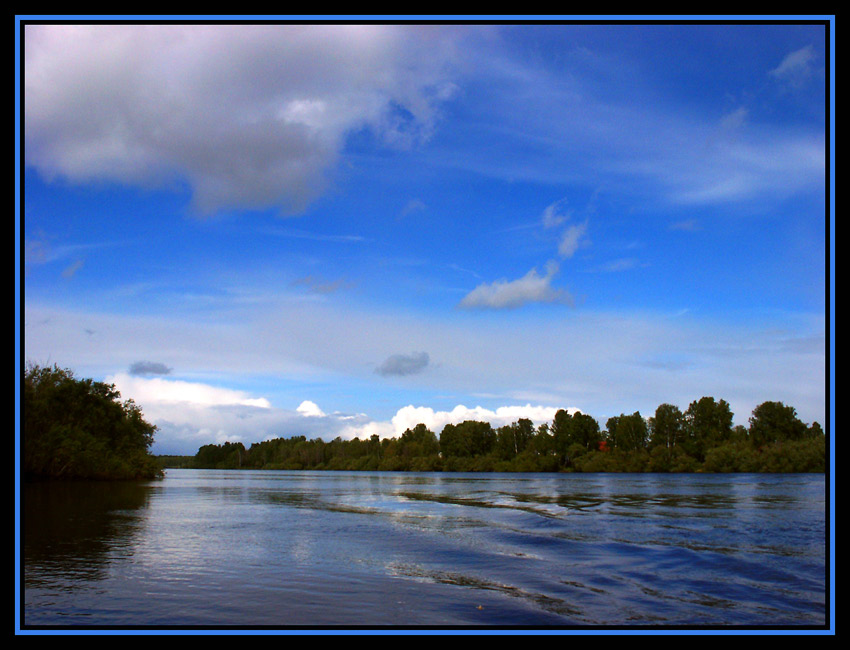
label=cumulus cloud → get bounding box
[296,400,326,417]
[129,360,173,376]
[24,24,464,214]
[375,351,430,377]
[106,371,581,454]
[342,403,580,441]
[459,260,572,309]
[109,373,270,408]
[106,373,302,454]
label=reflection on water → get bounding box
[22,471,826,627]
[24,481,154,590]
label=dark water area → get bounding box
[21,470,828,628]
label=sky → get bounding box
[19,20,832,455]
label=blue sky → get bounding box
[20,21,831,455]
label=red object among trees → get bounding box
[598,440,609,452]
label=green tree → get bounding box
[440,420,495,458]
[748,401,809,447]
[572,412,602,450]
[607,412,647,452]
[552,410,601,463]
[619,412,648,452]
[684,397,734,461]
[399,423,439,459]
[24,363,161,480]
[529,422,555,457]
[494,420,534,461]
[648,403,686,450]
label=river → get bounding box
[21,469,827,628]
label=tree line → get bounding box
[187,396,825,473]
[23,364,163,480]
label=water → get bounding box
[21,470,827,628]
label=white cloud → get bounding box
[719,106,748,131]
[296,400,326,417]
[108,373,271,409]
[61,259,84,279]
[24,24,464,214]
[335,403,584,443]
[541,198,571,228]
[437,38,825,210]
[25,298,826,446]
[769,45,817,87]
[558,221,588,258]
[669,218,700,232]
[388,403,577,436]
[595,257,642,273]
[459,260,573,309]
[97,373,578,454]
[400,198,427,218]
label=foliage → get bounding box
[188,397,826,474]
[23,363,162,480]
[155,455,195,469]
[748,401,812,447]
[607,411,648,452]
[648,403,686,450]
[685,396,734,461]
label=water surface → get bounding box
[22,470,827,627]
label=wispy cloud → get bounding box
[719,106,748,131]
[399,198,427,218]
[541,198,571,228]
[459,260,573,309]
[593,257,644,273]
[669,218,700,232]
[291,275,353,295]
[558,221,588,259]
[271,229,368,244]
[61,259,84,279]
[434,35,824,211]
[769,45,817,88]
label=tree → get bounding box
[494,420,534,461]
[614,412,648,452]
[24,363,161,480]
[440,420,495,458]
[648,403,686,450]
[605,412,647,452]
[529,422,556,458]
[552,409,601,463]
[684,397,734,460]
[572,412,602,450]
[748,401,809,447]
[399,423,439,459]
[605,415,620,450]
